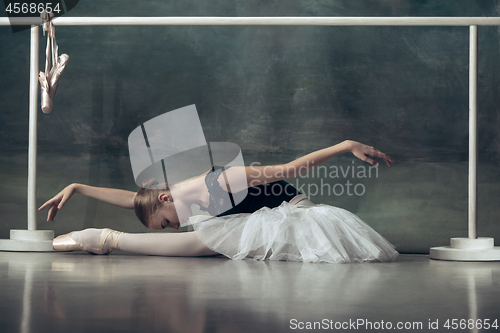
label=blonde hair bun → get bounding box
[141,178,159,189]
[140,178,169,190]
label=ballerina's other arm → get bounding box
[38,183,136,222]
[222,140,394,192]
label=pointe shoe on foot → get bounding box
[53,228,120,255]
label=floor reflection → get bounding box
[20,258,34,333]
[464,264,495,333]
[1,252,500,333]
[428,259,499,333]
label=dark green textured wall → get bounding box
[1,1,500,253]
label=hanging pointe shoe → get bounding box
[38,72,53,114]
[48,54,70,100]
[53,228,122,255]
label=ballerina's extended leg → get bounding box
[53,229,217,257]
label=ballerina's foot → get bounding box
[53,228,122,255]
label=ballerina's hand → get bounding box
[38,184,77,222]
[348,140,394,167]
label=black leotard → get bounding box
[200,166,301,217]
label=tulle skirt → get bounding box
[190,199,399,263]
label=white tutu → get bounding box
[190,200,398,263]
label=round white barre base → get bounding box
[430,237,500,261]
[0,230,54,252]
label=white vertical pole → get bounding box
[468,25,478,239]
[27,25,39,231]
[0,24,53,251]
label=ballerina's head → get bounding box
[134,178,181,230]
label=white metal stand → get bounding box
[0,17,499,256]
[430,26,500,261]
[0,25,54,252]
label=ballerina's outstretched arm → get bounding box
[285,140,393,170]
[222,140,394,191]
[42,184,218,257]
[38,183,136,222]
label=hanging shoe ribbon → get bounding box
[38,11,70,114]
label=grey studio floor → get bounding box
[0,252,499,333]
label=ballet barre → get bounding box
[0,16,500,26]
[1,16,500,26]
[0,16,499,260]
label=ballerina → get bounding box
[40,140,398,263]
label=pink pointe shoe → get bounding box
[48,54,70,100]
[38,72,53,114]
[53,228,121,255]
